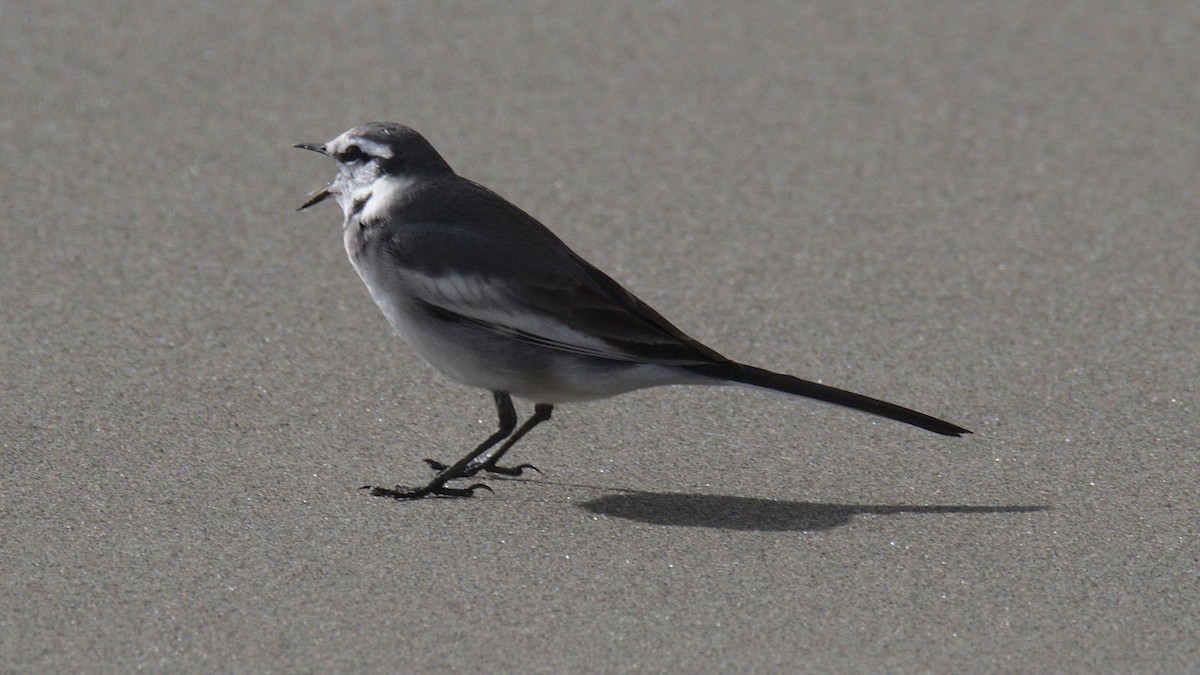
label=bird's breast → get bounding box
[344,218,409,329]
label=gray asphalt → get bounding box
[3,2,1197,672]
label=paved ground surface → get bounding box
[3,2,1197,672]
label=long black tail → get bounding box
[684,363,971,437]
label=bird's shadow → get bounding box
[576,490,1048,531]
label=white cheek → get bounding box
[328,170,358,216]
[331,166,381,220]
[359,175,413,223]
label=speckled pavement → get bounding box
[3,3,1196,671]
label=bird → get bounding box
[295,122,970,499]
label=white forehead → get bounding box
[326,131,394,159]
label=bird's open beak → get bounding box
[293,142,329,155]
[297,185,332,211]
[294,142,332,211]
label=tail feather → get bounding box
[685,363,971,437]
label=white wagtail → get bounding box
[295,122,970,499]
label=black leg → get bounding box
[363,392,517,499]
[425,403,553,477]
[471,403,553,476]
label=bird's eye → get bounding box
[339,145,369,163]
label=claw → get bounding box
[359,482,493,499]
[427,458,541,477]
[359,484,430,499]
[482,462,541,477]
[448,483,493,497]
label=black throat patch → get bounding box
[350,192,370,218]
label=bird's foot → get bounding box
[423,458,541,477]
[360,482,493,499]
[477,462,540,476]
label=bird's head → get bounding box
[294,122,453,219]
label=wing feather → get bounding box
[382,179,729,366]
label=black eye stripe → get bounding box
[338,145,369,162]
